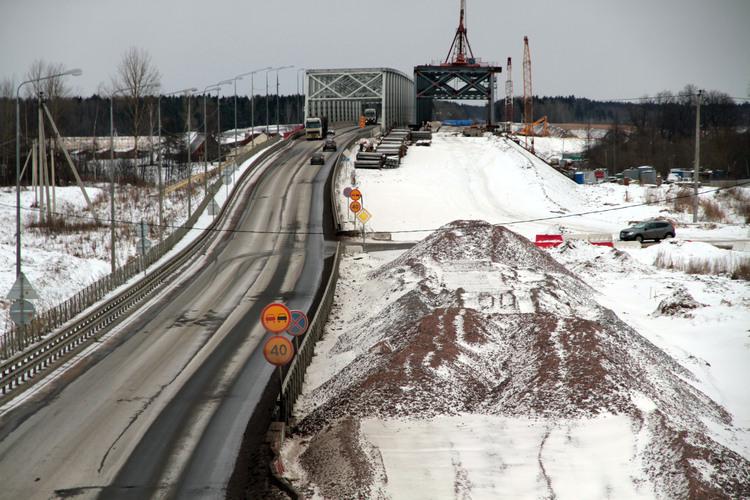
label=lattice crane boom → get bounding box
[504,57,513,124]
[444,0,476,65]
[522,36,533,134]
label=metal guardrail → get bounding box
[279,128,373,420]
[0,137,292,398]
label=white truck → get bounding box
[364,108,377,125]
[305,116,328,140]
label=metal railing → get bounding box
[279,127,373,420]
[0,137,291,397]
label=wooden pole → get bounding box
[41,101,97,219]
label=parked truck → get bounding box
[364,108,377,125]
[305,116,328,140]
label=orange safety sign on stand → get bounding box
[349,188,362,201]
[261,302,292,333]
[349,200,362,213]
[263,336,294,366]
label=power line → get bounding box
[1,181,748,236]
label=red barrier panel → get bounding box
[591,241,614,247]
[535,234,563,248]
[283,125,305,139]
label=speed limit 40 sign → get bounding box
[263,336,294,366]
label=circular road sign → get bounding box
[349,188,362,201]
[261,302,292,333]
[349,200,362,213]
[287,310,309,337]
[263,336,294,366]
[343,187,352,198]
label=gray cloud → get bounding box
[1,0,748,100]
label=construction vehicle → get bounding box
[364,108,377,125]
[305,116,328,140]
[519,116,549,136]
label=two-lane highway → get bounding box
[0,128,361,499]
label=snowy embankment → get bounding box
[0,148,268,337]
[336,132,749,243]
[284,132,750,499]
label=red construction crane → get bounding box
[444,0,476,65]
[504,57,513,125]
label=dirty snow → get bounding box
[284,131,749,499]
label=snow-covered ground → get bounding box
[284,131,750,498]
[336,132,749,243]
[0,148,271,337]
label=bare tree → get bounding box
[25,60,73,124]
[1,77,16,183]
[112,47,160,166]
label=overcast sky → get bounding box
[2,0,749,101]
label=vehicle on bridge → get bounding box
[310,151,325,165]
[364,108,377,125]
[322,138,337,152]
[305,116,328,140]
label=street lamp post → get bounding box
[202,81,230,191]
[216,81,231,170]
[232,76,242,170]
[296,68,305,124]
[247,67,271,148]
[274,66,294,135]
[186,92,193,219]
[15,68,81,280]
[109,86,131,273]
[158,87,197,241]
[265,69,270,135]
[14,68,80,329]
[230,67,270,165]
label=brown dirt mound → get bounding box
[294,220,749,497]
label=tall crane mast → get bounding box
[504,57,513,126]
[444,0,476,65]
[522,36,533,135]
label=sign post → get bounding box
[260,301,296,421]
[6,272,39,326]
[287,309,309,351]
[357,208,372,253]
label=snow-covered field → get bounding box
[0,152,263,337]
[284,132,750,499]
[335,132,749,243]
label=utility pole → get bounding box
[187,94,192,219]
[692,89,702,223]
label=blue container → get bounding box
[574,172,585,184]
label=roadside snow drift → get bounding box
[287,221,750,499]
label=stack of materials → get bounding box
[354,151,385,169]
[411,129,432,146]
[354,129,411,169]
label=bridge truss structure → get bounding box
[305,68,414,129]
[414,65,502,125]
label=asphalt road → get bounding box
[0,130,357,499]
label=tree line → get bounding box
[0,49,306,185]
[436,86,750,179]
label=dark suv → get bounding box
[619,220,675,243]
